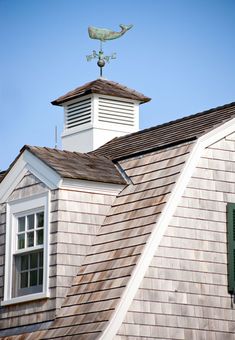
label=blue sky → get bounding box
[1,0,235,170]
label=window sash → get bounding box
[3,193,50,304]
[13,250,44,297]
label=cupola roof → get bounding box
[51,78,151,106]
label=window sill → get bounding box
[1,292,49,306]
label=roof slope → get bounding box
[41,142,193,339]
[92,101,235,160]
[51,78,151,105]
[23,145,126,185]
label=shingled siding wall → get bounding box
[0,172,117,335]
[0,172,56,332]
[117,132,235,340]
[50,187,118,311]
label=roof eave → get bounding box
[51,90,151,106]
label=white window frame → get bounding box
[1,192,50,306]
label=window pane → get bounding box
[27,231,34,247]
[18,234,25,249]
[39,269,43,285]
[36,229,44,245]
[20,254,28,270]
[30,270,38,286]
[30,253,38,269]
[39,251,43,267]
[18,217,25,232]
[37,212,44,228]
[27,214,34,230]
[20,272,28,288]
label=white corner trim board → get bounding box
[99,117,235,340]
[0,150,61,203]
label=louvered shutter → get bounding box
[98,97,135,127]
[65,98,92,129]
[227,203,235,293]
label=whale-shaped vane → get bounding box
[88,24,133,41]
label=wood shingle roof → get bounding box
[22,145,126,185]
[51,78,151,106]
[2,98,235,339]
[41,142,193,339]
[92,101,235,160]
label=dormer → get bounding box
[52,78,151,152]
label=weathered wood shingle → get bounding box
[41,142,193,339]
[92,101,235,160]
[51,78,151,106]
[22,145,126,185]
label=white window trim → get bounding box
[2,192,50,306]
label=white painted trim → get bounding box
[2,192,50,305]
[198,117,235,147]
[1,292,49,306]
[61,178,125,196]
[23,150,61,189]
[100,118,235,339]
[0,155,28,204]
[60,94,92,107]
[0,150,61,203]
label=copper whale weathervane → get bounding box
[86,24,133,77]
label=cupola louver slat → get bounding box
[65,98,91,129]
[98,97,135,127]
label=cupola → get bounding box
[52,78,151,153]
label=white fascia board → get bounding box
[95,93,140,105]
[61,94,92,107]
[0,150,61,203]
[198,117,235,147]
[0,156,28,204]
[100,118,235,340]
[23,150,61,189]
[61,178,125,196]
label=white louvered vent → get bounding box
[65,98,91,129]
[98,97,135,126]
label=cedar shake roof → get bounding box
[51,78,151,106]
[42,142,194,339]
[22,145,126,185]
[2,99,235,339]
[0,171,6,183]
[40,100,235,339]
[92,101,235,160]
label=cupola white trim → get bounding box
[61,94,140,153]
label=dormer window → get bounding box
[2,193,50,306]
[13,211,44,297]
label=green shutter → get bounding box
[227,203,235,293]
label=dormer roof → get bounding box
[51,78,151,106]
[21,145,127,185]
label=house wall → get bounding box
[116,132,235,340]
[50,187,118,311]
[0,172,117,336]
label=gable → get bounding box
[0,150,61,204]
[8,171,48,202]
